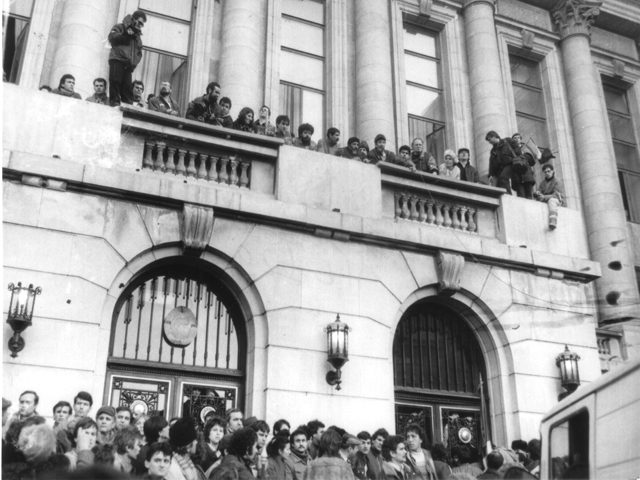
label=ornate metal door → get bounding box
[179,381,237,428]
[107,374,172,418]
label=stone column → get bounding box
[553,0,640,323]
[354,0,395,149]
[463,0,509,177]
[218,0,267,117]
[49,0,117,99]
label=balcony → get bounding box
[2,84,598,282]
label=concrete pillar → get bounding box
[218,0,267,117]
[354,0,395,149]
[49,0,117,99]
[553,0,640,323]
[462,0,509,177]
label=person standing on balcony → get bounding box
[108,10,146,106]
[52,74,82,99]
[316,127,342,156]
[214,97,234,128]
[275,115,293,145]
[186,82,222,124]
[396,145,418,171]
[253,105,276,136]
[511,133,537,199]
[534,163,564,230]
[148,81,180,116]
[411,138,429,171]
[486,130,515,194]
[367,134,396,165]
[132,80,146,108]
[338,137,361,159]
[439,150,460,179]
[358,141,370,162]
[86,78,109,105]
[293,123,317,150]
[233,107,255,133]
[456,148,480,183]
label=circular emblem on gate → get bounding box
[163,306,198,347]
[458,427,473,444]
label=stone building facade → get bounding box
[3,0,640,451]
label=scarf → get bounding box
[290,449,309,463]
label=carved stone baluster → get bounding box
[435,202,444,226]
[219,156,229,184]
[239,160,250,188]
[197,153,208,179]
[409,195,419,220]
[229,156,239,186]
[176,149,187,176]
[143,141,154,170]
[166,146,177,174]
[154,142,166,171]
[394,192,402,218]
[459,206,469,231]
[400,193,410,219]
[443,203,452,228]
[186,151,198,177]
[452,205,461,229]
[417,198,426,223]
[426,201,435,224]
[207,156,218,182]
[467,207,477,232]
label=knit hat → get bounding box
[374,134,386,143]
[358,141,370,152]
[169,418,197,448]
[96,406,116,418]
[2,397,11,411]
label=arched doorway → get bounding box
[393,299,489,457]
[105,257,246,427]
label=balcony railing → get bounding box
[379,162,504,237]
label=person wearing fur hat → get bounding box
[95,406,117,446]
[209,427,257,480]
[367,134,397,165]
[166,417,206,480]
[439,149,461,180]
[357,141,370,162]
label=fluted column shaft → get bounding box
[49,0,116,99]
[354,0,395,149]
[218,0,267,116]
[463,0,509,177]
[554,0,640,322]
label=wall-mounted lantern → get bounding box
[556,344,581,400]
[6,282,42,358]
[326,314,350,390]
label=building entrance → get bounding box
[393,300,488,457]
[106,261,246,427]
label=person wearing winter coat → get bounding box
[510,133,537,199]
[108,10,146,106]
[209,428,257,480]
[303,429,354,480]
[534,163,564,230]
[486,130,516,194]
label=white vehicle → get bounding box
[540,357,640,480]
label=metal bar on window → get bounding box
[134,283,146,360]
[204,290,212,365]
[146,278,157,361]
[158,277,169,360]
[215,298,222,368]
[192,282,201,366]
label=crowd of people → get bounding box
[2,390,548,480]
[35,9,564,230]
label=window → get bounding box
[2,0,34,83]
[509,54,549,148]
[403,24,444,161]
[132,0,193,113]
[549,409,589,479]
[279,0,325,135]
[603,82,640,223]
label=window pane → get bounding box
[2,16,29,83]
[281,17,324,56]
[137,51,188,113]
[604,86,629,114]
[144,14,190,56]
[513,84,546,118]
[302,89,324,135]
[608,112,638,145]
[406,85,443,121]
[282,0,324,24]
[280,50,324,90]
[515,114,549,147]
[139,0,193,21]
[279,83,324,136]
[405,54,438,88]
[409,117,445,162]
[403,26,436,58]
[621,172,640,222]
[510,55,542,88]
[6,0,34,18]
[613,141,640,173]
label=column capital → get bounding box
[462,0,496,12]
[552,0,602,40]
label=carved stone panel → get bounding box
[181,204,215,256]
[436,251,465,294]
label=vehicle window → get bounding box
[549,409,589,479]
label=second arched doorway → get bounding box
[393,299,490,457]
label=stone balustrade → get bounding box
[142,140,250,188]
[379,162,504,237]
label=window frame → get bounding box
[2,1,34,84]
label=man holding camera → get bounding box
[108,10,146,106]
